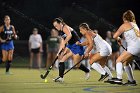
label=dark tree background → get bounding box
[0,0,139,40]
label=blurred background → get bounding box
[0,0,139,68]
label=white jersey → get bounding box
[93,34,112,56]
[29,34,42,49]
[124,22,140,56]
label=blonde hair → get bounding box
[79,23,90,30]
[123,10,136,23]
[123,10,140,37]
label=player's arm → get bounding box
[28,36,32,52]
[38,34,43,52]
[84,32,93,55]
[113,24,125,45]
[57,37,67,59]
[58,37,65,51]
[11,25,18,39]
[77,39,89,46]
[0,25,4,33]
[113,24,125,40]
[0,25,6,42]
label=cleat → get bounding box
[109,78,123,85]
[98,73,109,81]
[108,78,118,81]
[123,80,137,86]
[104,79,114,83]
[53,77,64,82]
[5,72,13,75]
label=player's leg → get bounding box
[100,57,113,79]
[54,48,73,82]
[36,52,41,69]
[99,57,113,83]
[2,50,8,62]
[90,53,109,81]
[111,51,133,84]
[0,50,7,64]
[29,52,34,69]
[2,50,8,70]
[73,54,90,80]
[6,49,14,74]
[123,59,137,86]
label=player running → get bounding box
[77,23,113,81]
[0,15,18,74]
[52,17,90,82]
[110,10,140,86]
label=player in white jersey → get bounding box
[77,23,113,81]
[111,10,140,86]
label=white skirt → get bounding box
[127,46,140,57]
[96,41,112,57]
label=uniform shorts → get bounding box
[1,40,14,51]
[66,43,84,56]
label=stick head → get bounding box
[40,74,45,79]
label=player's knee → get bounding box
[101,64,105,68]
[75,64,80,68]
[8,57,13,61]
[116,58,124,64]
[2,58,7,62]
[89,60,94,65]
[7,60,12,65]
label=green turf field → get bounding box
[0,68,140,93]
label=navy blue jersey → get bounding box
[0,25,13,40]
[1,25,15,50]
[59,25,80,45]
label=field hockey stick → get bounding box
[54,56,85,81]
[40,49,64,79]
[120,44,140,70]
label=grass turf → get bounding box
[0,68,140,93]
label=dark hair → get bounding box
[53,17,65,24]
[79,23,90,30]
[4,15,10,20]
[123,10,136,23]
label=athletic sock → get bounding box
[79,64,90,73]
[59,62,65,78]
[124,64,134,82]
[104,66,113,79]
[6,61,12,72]
[91,62,106,75]
[116,62,123,79]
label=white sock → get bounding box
[108,59,112,69]
[124,64,134,82]
[104,66,113,79]
[91,63,106,75]
[55,60,59,69]
[87,59,91,71]
[68,58,73,68]
[116,62,123,79]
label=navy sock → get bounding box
[59,62,65,78]
[79,64,90,73]
[6,61,12,72]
